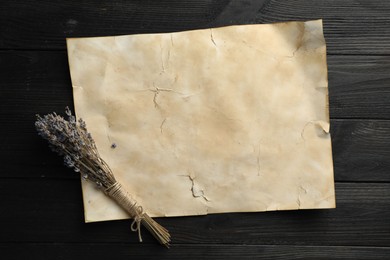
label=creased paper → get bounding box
[67,19,335,222]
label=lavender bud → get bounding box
[64,155,74,168]
[78,119,87,129]
[69,115,76,124]
[65,107,72,116]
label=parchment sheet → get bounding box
[67,19,335,222]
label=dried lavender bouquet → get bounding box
[35,107,170,247]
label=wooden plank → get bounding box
[0,0,232,50]
[1,52,389,181]
[1,1,390,54]
[0,51,72,114]
[2,118,389,182]
[332,119,390,182]
[2,51,390,119]
[1,179,389,246]
[328,56,390,120]
[1,244,390,260]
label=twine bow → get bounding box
[106,182,144,242]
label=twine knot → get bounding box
[105,182,144,242]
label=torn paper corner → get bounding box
[67,19,335,222]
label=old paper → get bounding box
[67,19,335,222]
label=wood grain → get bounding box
[2,244,390,260]
[1,0,389,257]
[1,0,390,54]
[332,119,390,182]
[328,55,390,119]
[1,179,389,246]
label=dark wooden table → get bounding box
[1,1,389,259]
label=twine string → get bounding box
[105,182,144,242]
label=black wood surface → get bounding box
[1,0,389,259]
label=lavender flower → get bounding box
[35,107,171,247]
[35,107,116,189]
